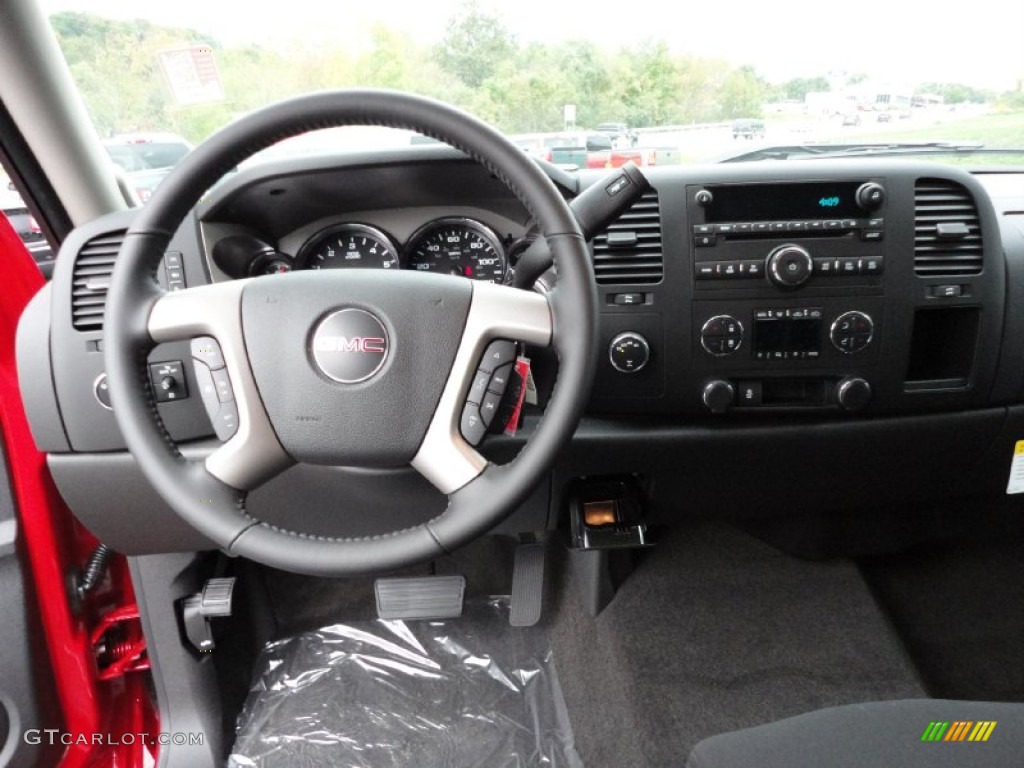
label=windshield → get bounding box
[39,0,1024,185]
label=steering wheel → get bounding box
[104,90,597,576]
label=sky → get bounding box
[42,0,1024,92]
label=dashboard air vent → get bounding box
[71,231,125,331]
[914,179,982,277]
[592,190,663,284]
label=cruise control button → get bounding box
[211,368,234,402]
[213,401,239,441]
[163,251,182,268]
[460,404,487,445]
[191,336,225,370]
[193,360,218,414]
[479,340,516,373]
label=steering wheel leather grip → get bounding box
[104,90,597,576]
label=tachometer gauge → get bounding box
[406,218,506,283]
[299,224,399,270]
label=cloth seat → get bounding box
[686,699,1022,768]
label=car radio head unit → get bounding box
[702,181,865,222]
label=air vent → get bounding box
[914,179,982,277]
[71,231,125,331]
[592,190,663,285]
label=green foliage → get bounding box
[778,76,831,101]
[434,0,516,89]
[51,8,999,144]
[918,82,995,104]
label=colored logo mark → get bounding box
[921,721,997,742]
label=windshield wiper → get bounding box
[717,141,1024,163]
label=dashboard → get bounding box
[16,144,1024,557]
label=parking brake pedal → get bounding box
[182,577,235,652]
[510,541,546,627]
[375,576,465,620]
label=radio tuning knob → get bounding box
[856,182,886,211]
[766,244,813,288]
[836,377,872,411]
[703,380,735,414]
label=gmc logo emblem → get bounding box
[311,308,390,384]
[313,336,386,354]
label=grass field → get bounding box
[856,111,1024,147]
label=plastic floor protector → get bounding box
[229,597,583,768]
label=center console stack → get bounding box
[588,164,1005,416]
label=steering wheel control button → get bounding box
[191,336,225,370]
[460,403,487,446]
[700,315,743,357]
[830,311,874,354]
[311,308,389,384]
[480,390,503,427]
[468,370,491,403]
[148,361,188,402]
[211,368,234,402]
[489,362,513,392]
[93,373,112,410]
[213,401,239,440]
[767,244,813,288]
[609,332,651,373]
[479,340,516,373]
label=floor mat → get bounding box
[550,523,927,767]
[229,597,582,768]
[860,522,1024,702]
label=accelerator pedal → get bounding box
[510,541,546,627]
[374,575,465,620]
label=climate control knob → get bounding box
[609,332,651,374]
[766,244,813,288]
[830,311,874,354]
[836,377,872,411]
[700,315,743,356]
[703,380,735,414]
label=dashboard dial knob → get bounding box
[609,332,651,374]
[856,182,886,211]
[830,311,874,354]
[703,380,735,414]
[766,244,813,288]
[836,377,872,411]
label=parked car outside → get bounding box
[102,133,192,202]
[731,118,765,139]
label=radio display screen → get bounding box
[704,182,864,222]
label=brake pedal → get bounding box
[375,575,465,620]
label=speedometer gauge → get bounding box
[299,223,399,270]
[406,218,506,283]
